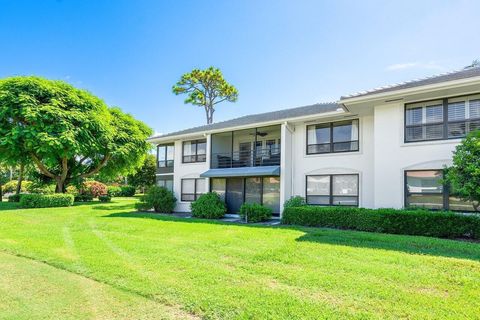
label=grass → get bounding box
[0,198,479,319]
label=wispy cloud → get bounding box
[385,61,446,72]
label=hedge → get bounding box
[135,186,176,213]
[20,194,74,208]
[191,192,226,219]
[239,203,272,223]
[281,206,480,239]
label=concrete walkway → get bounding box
[168,212,281,226]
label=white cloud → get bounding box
[385,61,446,72]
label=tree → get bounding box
[465,59,480,69]
[0,77,152,193]
[172,67,238,124]
[0,164,10,202]
[127,154,156,193]
[445,130,480,211]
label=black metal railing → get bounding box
[211,147,281,169]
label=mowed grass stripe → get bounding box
[0,251,198,320]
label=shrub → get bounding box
[282,206,480,239]
[83,181,107,197]
[20,194,74,208]
[107,186,122,197]
[120,185,136,197]
[283,196,306,209]
[27,183,56,194]
[135,186,176,213]
[191,192,226,219]
[65,185,79,196]
[98,195,112,202]
[74,194,94,202]
[8,193,24,202]
[239,203,273,223]
[2,180,32,194]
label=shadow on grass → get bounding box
[103,211,480,262]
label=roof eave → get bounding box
[147,108,346,144]
[340,76,480,105]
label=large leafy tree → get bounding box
[0,163,10,201]
[172,67,238,124]
[0,77,152,192]
[127,153,156,193]
[445,130,480,211]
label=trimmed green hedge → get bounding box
[191,192,226,219]
[8,194,23,203]
[74,194,94,202]
[20,194,74,208]
[98,195,112,202]
[135,186,176,213]
[239,203,272,223]
[282,206,480,239]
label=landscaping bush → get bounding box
[65,185,79,196]
[8,193,24,202]
[27,183,56,194]
[98,195,112,202]
[120,185,136,197]
[74,194,94,202]
[135,186,176,213]
[283,196,306,209]
[190,192,226,219]
[2,180,32,194]
[107,186,122,197]
[20,194,74,208]
[83,181,108,197]
[282,206,480,239]
[239,203,273,223]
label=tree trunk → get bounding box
[55,178,65,194]
[0,184,3,202]
[15,163,24,195]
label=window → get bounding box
[405,170,444,209]
[307,120,359,154]
[157,144,174,167]
[306,174,359,206]
[181,178,206,201]
[262,177,280,213]
[156,175,173,192]
[182,139,207,163]
[405,94,480,142]
[211,178,226,201]
[404,170,477,211]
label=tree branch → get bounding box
[78,154,111,179]
[30,153,56,179]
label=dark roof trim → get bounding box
[149,102,341,141]
[340,66,480,100]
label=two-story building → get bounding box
[148,66,480,216]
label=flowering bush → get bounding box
[82,181,108,197]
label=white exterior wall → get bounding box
[279,123,293,214]
[172,135,210,212]
[373,102,459,208]
[289,115,375,209]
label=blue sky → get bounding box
[1,0,479,135]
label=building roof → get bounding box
[148,102,340,140]
[340,66,480,100]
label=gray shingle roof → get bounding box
[148,102,340,140]
[340,66,480,100]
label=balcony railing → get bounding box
[211,147,281,169]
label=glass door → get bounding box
[225,178,244,214]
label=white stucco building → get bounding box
[148,67,480,216]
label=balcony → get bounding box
[210,125,281,169]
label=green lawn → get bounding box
[0,198,479,319]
